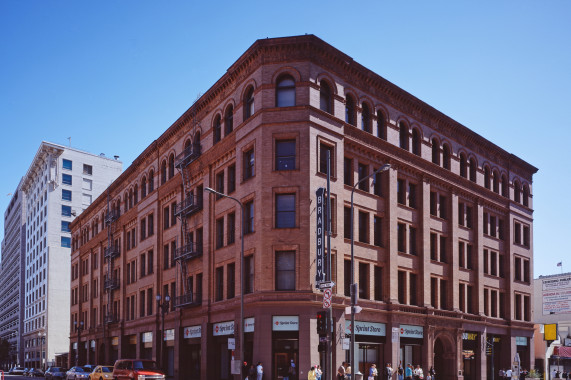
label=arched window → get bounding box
[345,94,356,126]
[492,170,499,193]
[213,114,221,144]
[129,189,133,209]
[501,174,508,197]
[244,86,255,120]
[469,158,477,182]
[161,161,167,185]
[276,75,296,107]
[141,177,147,198]
[460,153,467,178]
[377,110,386,140]
[442,144,451,170]
[134,184,138,204]
[148,170,155,193]
[399,122,409,151]
[319,81,332,113]
[523,184,530,207]
[168,154,175,179]
[225,105,233,135]
[412,129,421,156]
[361,103,372,133]
[484,166,491,189]
[193,132,201,148]
[124,193,129,212]
[431,138,440,165]
[514,180,521,203]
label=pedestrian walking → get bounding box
[256,361,264,380]
[308,366,317,380]
[315,365,322,380]
[289,360,297,380]
[368,363,378,380]
[383,363,392,380]
[429,366,435,380]
[405,364,413,380]
[338,362,347,380]
[397,363,404,380]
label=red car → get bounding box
[112,359,165,380]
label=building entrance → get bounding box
[433,336,455,380]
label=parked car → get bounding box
[45,367,68,380]
[87,365,113,380]
[23,368,33,376]
[66,366,93,380]
[29,368,45,377]
[9,366,26,375]
[112,359,165,380]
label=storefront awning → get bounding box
[554,346,571,358]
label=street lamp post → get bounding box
[350,164,390,377]
[205,187,245,379]
[156,293,170,372]
[38,331,46,371]
[73,321,84,367]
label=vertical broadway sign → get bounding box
[315,188,325,286]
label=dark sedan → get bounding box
[45,367,68,380]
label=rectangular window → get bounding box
[490,251,497,276]
[440,279,447,310]
[82,193,92,205]
[62,205,71,217]
[374,266,382,301]
[216,267,224,301]
[344,207,351,239]
[227,263,235,299]
[163,206,170,230]
[148,250,154,274]
[430,192,437,216]
[344,157,353,186]
[163,244,170,269]
[276,140,296,171]
[243,149,255,180]
[515,257,522,281]
[275,251,296,291]
[61,236,71,248]
[397,223,406,253]
[140,290,146,318]
[408,183,417,209]
[140,253,146,277]
[216,217,224,249]
[483,249,489,274]
[62,189,72,201]
[409,273,418,305]
[397,179,406,205]
[483,213,489,235]
[62,174,72,185]
[430,278,437,308]
[244,201,254,234]
[171,201,177,227]
[490,216,497,237]
[83,164,93,175]
[409,227,417,255]
[344,260,351,297]
[373,216,382,247]
[439,236,447,263]
[439,195,447,219]
[373,169,383,196]
[523,226,530,247]
[459,283,466,313]
[147,288,153,316]
[140,219,147,241]
[358,211,369,243]
[62,221,71,233]
[357,163,369,192]
[358,262,369,300]
[227,212,235,245]
[216,171,224,199]
[398,271,406,304]
[319,143,334,175]
[82,178,92,190]
[245,256,254,294]
[148,213,154,236]
[430,233,438,261]
[276,194,295,228]
[227,164,236,194]
[171,241,177,268]
[62,159,72,170]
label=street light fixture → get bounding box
[204,186,245,379]
[73,320,84,366]
[38,330,46,371]
[350,163,390,377]
[156,293,170,371]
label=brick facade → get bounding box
[69,35,537,380]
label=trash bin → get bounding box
[354,371,364,380]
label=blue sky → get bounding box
[1,1,569,277]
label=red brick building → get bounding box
[70,35,537,380]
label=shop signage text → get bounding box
[245,317,255,333]
[516,337,528,346]
[164,329,175,341]
[213,321,235,336]
[315,188,325,286]
[462,333,477,341]
[400,324,423,338]
[142,332,153,343]
[345,321,386,336]
[183,325,201,339]
[272,316,299,331]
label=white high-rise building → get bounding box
[18,142,122,368]
[0,181,26,368]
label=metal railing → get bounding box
[175,144,201,169]
[174,242,202,261]
[174,292,201,308]
[173,194,202,217]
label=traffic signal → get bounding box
[317,310,328,336]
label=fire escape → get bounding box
[173,115,203,308]
[103,194,120,324]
